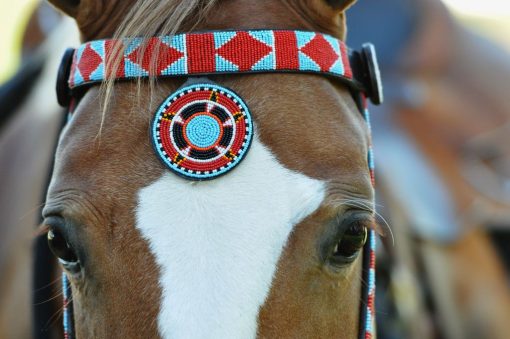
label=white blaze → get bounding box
[136,135,325,339]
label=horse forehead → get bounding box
[49,78,370,216]
[135,134,326,338]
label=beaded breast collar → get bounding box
[55,29,382,339]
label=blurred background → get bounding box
[347,0,510,338]
[0,0,39,83]
[442,0,510,49]
[0,0,509,338]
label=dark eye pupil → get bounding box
[47,229,78,263]
[333,223,368,258]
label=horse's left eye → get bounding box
[332,221,368,259]
[326,217,369,268]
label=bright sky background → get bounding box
[1,0,510,83]
[0,0,37,83]
[441,0,510,50]
[442,0,510,18]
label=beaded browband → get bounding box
[56,30,383,107]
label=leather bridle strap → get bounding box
[55,29,381,339]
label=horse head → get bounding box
[43,0,378,337]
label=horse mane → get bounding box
[100,0,218,124]
[113,0,218,43]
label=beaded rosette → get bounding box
[151,83,253,180]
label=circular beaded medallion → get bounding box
[151,83,253,180]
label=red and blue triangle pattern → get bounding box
[68,30,353,88]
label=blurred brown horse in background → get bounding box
[0,3,76,337]
[347,0,510,338]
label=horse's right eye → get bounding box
[47,228,79,265]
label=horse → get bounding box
[348,0,510,338]
[36,0,382,337]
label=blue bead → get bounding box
[185,115,221,148]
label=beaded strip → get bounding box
[362,95,376,338]
[62,273,73,339]
[68,30,356,89]
[367,232,377,338]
